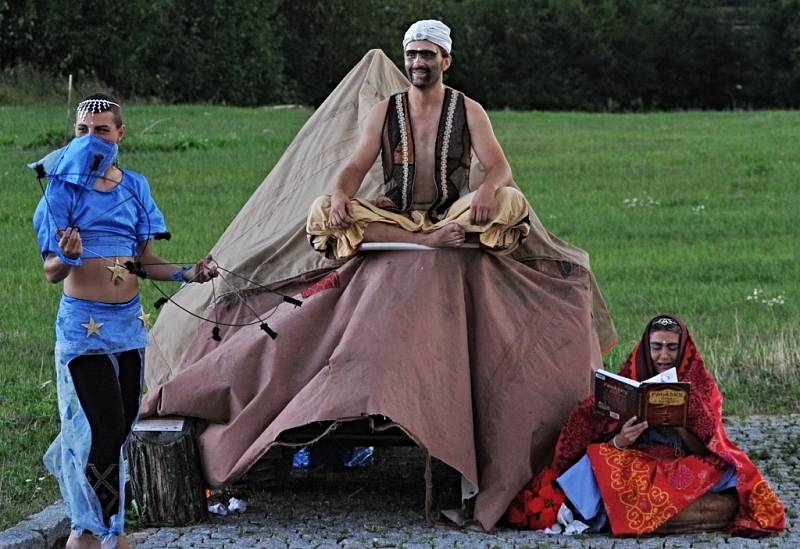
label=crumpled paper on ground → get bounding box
[543,503,590,535]
[208,497,247,516]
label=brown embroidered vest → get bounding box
[381,87,471,220]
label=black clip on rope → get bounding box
[282,296,302,307]
[260,323,277,339]
[124,261,148,279]
[211,277,222,341]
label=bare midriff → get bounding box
[63,256,139,303]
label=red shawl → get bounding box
[508,315,785,536]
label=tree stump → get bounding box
[125,418,208,526]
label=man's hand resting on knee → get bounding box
[329,190,354,229]
[469,184,498,225]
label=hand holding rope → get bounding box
[33,162,301,340]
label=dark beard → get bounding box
[407,68,434,88]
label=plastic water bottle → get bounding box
[292,447,311,469]
[344,446,374,468]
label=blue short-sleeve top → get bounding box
[33,169,168,260]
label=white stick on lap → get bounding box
[359,242,480,251]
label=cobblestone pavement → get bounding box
[128,415,799,548]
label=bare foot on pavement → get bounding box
[66,530,100,549]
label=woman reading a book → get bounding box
[507,314,785,536]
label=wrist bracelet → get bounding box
[56,251,83,266]
[612,435,624,450]
[170,266,192,283]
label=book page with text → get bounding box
[642,367,678,384]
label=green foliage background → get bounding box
[1,0,799,109]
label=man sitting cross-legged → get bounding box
[307,19,530,259]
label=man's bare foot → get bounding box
[423,223,465,248]
[66,530,100,549]
[115,535,131,549]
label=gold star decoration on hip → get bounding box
[106,258,128,284]
[81,315,104,337]
[138,307,152,330]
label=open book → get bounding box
[594,367,690,427]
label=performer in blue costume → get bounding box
[32,93,218,549]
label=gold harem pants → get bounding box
[306,187,531,260]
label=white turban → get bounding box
[403,20,452,54]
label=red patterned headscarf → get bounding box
[630,313,688,381]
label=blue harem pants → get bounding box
[44,294,148,547]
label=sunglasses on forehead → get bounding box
[404,49,439,60]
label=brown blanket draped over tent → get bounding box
[139,49,618,531]
[141,249,601,530]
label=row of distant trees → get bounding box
[1,0,798,110]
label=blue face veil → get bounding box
[34,135,119,232]
[51,134,119,188]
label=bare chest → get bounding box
[409,109,441,176]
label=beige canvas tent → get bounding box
[141,49,617,530]
[146,49,615,388]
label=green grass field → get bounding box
[1,106,798,530]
